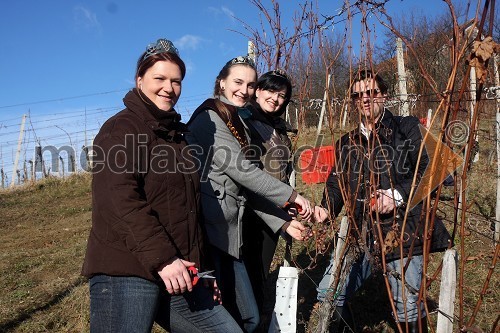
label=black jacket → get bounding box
[243,101,294,183]
[82,89,205,282]
[322,109,451,261]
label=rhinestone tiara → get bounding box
[143,39,179,61]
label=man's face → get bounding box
[351,78,386,125]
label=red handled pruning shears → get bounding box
[188,267,216,286]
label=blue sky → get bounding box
[0,0,450,184]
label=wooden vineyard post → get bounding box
[494,54,500,244]
[496,112,500,244]
[314,216,349,333]
[396,38,409,117]
[316,74,332,141]
[436,249,458,333]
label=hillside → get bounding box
[0,174,92,332]
[0,159,497,332]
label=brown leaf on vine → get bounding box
[383,230,399,254]
[469,36,498,84]
[469,57,488,84]
[472,36,496,62]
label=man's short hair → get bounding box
[352,68,388,94]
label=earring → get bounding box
[221,86,225,92]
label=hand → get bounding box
[157,257,196,295]
[371,189,396,214]
[293,194,312,221]
[314,206,329,222]
[282,219,306,241]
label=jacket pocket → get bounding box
[201,182,229,223]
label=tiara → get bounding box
[227,55,256,68]
[270,69,290,81]
[143,39,179,61]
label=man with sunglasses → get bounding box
[313,69,451,333]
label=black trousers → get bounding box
[241,209,280,312]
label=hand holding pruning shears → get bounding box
[187,267,216,286]
[158,258,221,301]
[282,203,315,241]
[370,189,397,214]
[157,257,196,295]
[293,195,313,221]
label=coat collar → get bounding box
[123,89,187,140]
[244,100,295,134]
[352,108,394,143]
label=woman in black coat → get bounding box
[241,69,297,315]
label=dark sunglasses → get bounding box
[350,88,381,100]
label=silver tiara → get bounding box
[270,69,290,81]
[227,55,256,68]
[143,39,179,61]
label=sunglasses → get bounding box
[350,88,381,100]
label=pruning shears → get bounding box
[188,267,216,286]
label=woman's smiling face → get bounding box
[136,60,182,111]
[219,64,257,107]
[255,87,287,114]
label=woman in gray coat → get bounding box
[186,56,311,332]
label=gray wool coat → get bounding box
[186,97,294,258]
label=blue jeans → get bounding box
[317,253,426,322]
[89,274,242,333]
[211,246,260,333]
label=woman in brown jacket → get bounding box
[81,38,241,333]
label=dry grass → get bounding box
[0,174,91,332]
[0,125,498,333]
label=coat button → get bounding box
[214,190,221,196]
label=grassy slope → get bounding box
[0,174,91,332]
[0,132,498,332]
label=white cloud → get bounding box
[175,35,203,51]
[73,5,100,30]
[221,6,236,22]
[207,6,236,22]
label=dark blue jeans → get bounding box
[317,253,426,322]
[89,274,242,333]
[211,246,260,333]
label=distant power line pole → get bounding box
[0,144,2,182]
[84,107,88,147]
[10,114,26,188]
[396,38,409,116]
